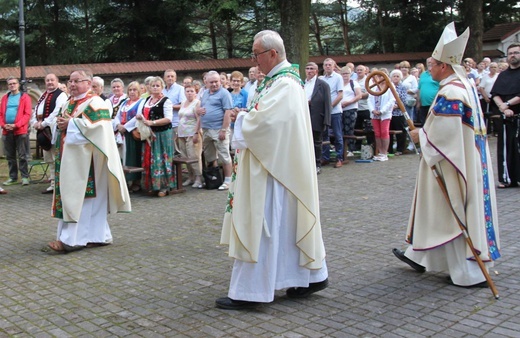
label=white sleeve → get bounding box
[420,130,443,166]
[43,93,68,128]
[231,111,248,150]
[65,120,90,145]
[163,99,173,122]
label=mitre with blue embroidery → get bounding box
[432,22,470,65]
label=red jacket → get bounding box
[0,92,32,136]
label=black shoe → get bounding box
[392,248,426,273]
[215,297,260,310]
[41,188,54,194]
[446,277,489,288]
[286,278,329,299]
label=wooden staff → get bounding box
[431,166,499,299]
[365,70,415,131]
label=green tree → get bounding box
[93,0,198,62]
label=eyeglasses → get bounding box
[68,79,89,84]
[508,51,520,56]
[251,49,272,60]
[305,67,316,70]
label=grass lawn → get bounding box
[0,157,48,182]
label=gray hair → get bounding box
[206,70,220,79]
[253,30,286,59]
[111,78,124,86]
[72,69,93,80]
[150,76,165,89]
[390,69,403,79]
[144,76,155,85]
[92,76,104,87]
[306,62,318,70]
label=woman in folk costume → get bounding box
[393,23,500,288]
[114,81,144,192]
[135,77,176,197]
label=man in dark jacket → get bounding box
[304,62,331,174]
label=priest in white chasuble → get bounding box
[217,30,328,310]
[48,70,131,253]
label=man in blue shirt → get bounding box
[197,71,234,190]
[320,58,344,168]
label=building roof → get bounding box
[483,22,520,42]
[0,50,504,82]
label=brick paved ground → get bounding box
[0,137,519,337]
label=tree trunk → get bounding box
[210,21,218,59]
[311,11,324,55]
[226,18,233,58]
[460,0,483,62]
[338,0,350,55]
[377,6,385,53]
[84,0,91,62]
[280,0,311,78]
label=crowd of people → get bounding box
[1,45,518,194]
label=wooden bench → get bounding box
[123,166,144,174]
[171,157,199,194]
[343,135,366,141]
[354,129,402,135]
[343,135,367,159]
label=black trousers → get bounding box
[495,115,520,186]
[389,116,407,153]
[312,130,323,167]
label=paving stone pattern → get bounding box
[0,137,519,337]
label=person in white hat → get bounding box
[392,22,501,288]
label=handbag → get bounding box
[406,97,417,107]
[133,119,153,143]
[36,126,53,151]
[360,144,373,160]
[202,165,223,190]
[131,128,141,141]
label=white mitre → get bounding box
[432,22,470,65]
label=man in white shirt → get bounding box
[31,73,68,193]
[243,67,257,93]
